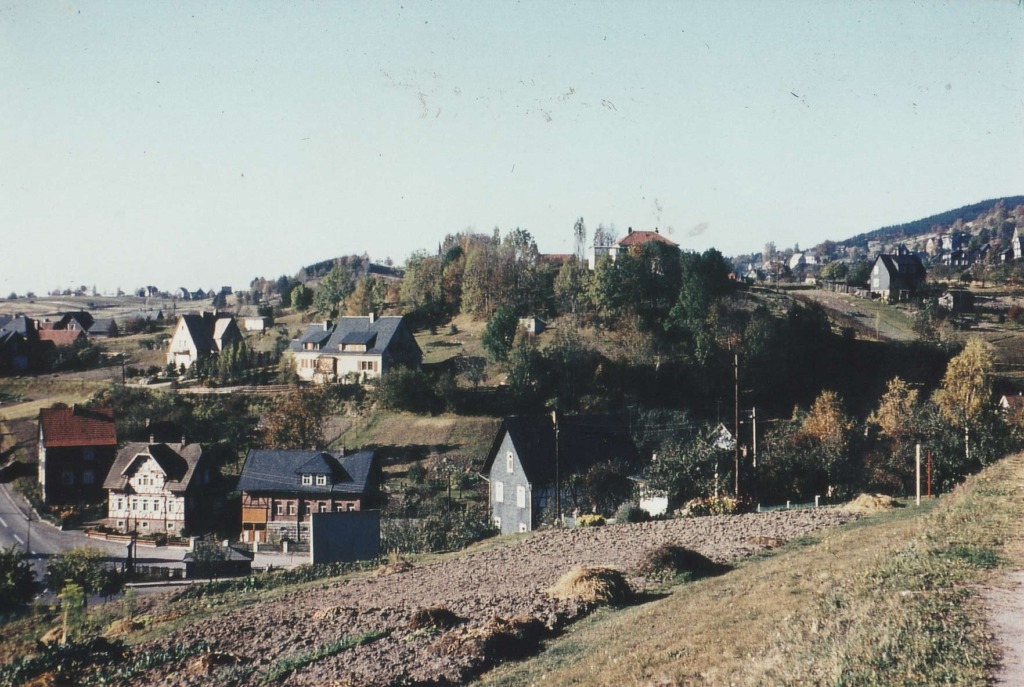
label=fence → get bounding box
[175,384,296,395]
[756,498,828,512]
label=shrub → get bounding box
[576,514,606,527]
[0,546,36,613]
[677,495,755,517]
[406,462,427,484]
[614,503,650,523]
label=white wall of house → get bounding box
[166,319,198,368]
[107,455,187,535]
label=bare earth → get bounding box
[987,571,1024,686]
[131,509,857,687]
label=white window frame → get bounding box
[494,480,504,503]
[516,485,526,509]
[316,474,327,486]
[302,474,313,486]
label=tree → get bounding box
[291,283,313,311]
[573,217,587,262]
[580,461,633,515]
[819,261,848,281]
[46,548,122,598]
[866,376,925,492]
[0,546,35,613]
[482,306,519,361]
[934,338,995,462]
[313,265,355,318]
[261,387,328,449]
[553,259,589,318]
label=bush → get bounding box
[634,544,730,581]
[677,495,755,517]
[406,462,427,484]
[576,514,606,527]
[0,546,36,613]
[46,548,123,597]
[614,502,650,523]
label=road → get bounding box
[0,482,186,578]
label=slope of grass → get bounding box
[477,454,1024,686]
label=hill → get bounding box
[842,195,1024,248]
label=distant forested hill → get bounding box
[844,196,1024,247]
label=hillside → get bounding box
[843,196,1024,248]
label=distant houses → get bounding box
[166,312,243,371]
[588,227,679,270]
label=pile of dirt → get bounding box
[188,652,246,676]
[409,606,465,630]
[843,493,902,514]
[634,544,730,580]
[434,615,546,662]
[547,566,632,605]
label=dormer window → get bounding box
[316,474,327,486]
[301,474,312,486]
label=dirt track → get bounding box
[132,508,857,686]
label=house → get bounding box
[103,440,218,536]
[191,288,210,301]
[588,227,679,270]
[236,448,380,543]
[289,314,422,384]
[519,317,546,335]
[38,405,117,505]
[242,316,270,332]
[480,414,640,535]
[166,312,243,371]
[938,290,975,314]
[0,330,29,373]
[869,248,926,300]
[38,328,87,348]
[53,311,95,333]
[999,394,1024,420]
[172,287,191,300]
[87,319,118,338]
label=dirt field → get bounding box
[127,508,857,686]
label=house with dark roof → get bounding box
[87,318,118,338]
[38,405,118,505]
[480,414,640,535]
[869,247,927,301]
[53,311,95,333]
[103,441,218,536]
[237,448,380,543]
[288,314,422,384]
[166,312,243,371]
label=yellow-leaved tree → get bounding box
[933,338,994,462]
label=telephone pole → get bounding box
[734,353,740,496]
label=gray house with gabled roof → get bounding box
[289,314,422,384]
[237,448,380,543]
[481,414,640,535]
[869,247,926,301]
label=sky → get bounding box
[2,1,1023,296]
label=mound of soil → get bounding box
[634,544,730,580]
[548,566,633,605]
[844,493,902,514]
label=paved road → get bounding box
[0,483,186,577]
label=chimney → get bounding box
[149,433,155,444]
[368,312,376,324]
[339,445,345,457]
[655,227,660,234]
[627,227,633,234]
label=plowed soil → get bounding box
[134,508,857,686]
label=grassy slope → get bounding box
[478,454,1024,687]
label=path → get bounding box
[987,571,1024,685]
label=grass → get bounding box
[477,454,1024,687]
[259,630,388,685]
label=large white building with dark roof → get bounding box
[288,314,422,384]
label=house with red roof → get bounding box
[38,405,118,505]
[587,227,679,269]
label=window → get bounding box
[302,474,313,486]
[494,480,504,503]
[83,470,95,485]
[83,448,95,461]
[335,502,345,512]
[347,503,356,512]
[359,360,377,371]
[141,521,148,529]
[142,500,148,511]
[131,499,138,511]
[62,471,74,486]
[506,452,514,473]
[153,500,160,512]
[319,502,328,513]
[117,521,124,528]
[316,475,327,486]
[304,503,312,515]
[276,503,284,515]
[288,503,297,515]
[516,485,526,509]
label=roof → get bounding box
[0,315,37,337]
[177,313,239,355]
[88,319,116,335]
[103,442,205,493]
[39,405,117,448]
[57,311,95,331]
[1001,395,1024,410]
[237,449,377,496]
[481,414,640,484]
[876,252,926,278]
[290,322,334,351]
[615,229,678,248]
[39,329,85,347]
[290,316,416,357]
[183,546,253,563]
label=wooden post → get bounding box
[915,443,921,507]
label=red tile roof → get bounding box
[39,405,117,448]
[616,229,678,248]
[38,329,85,347]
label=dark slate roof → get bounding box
[876,253,926,278]
[0,315,37,337]
[340,330,377,346]
[57,311,95,331]
[289,316,414,356]
[177,313,239,356]
[103,442,205,494]
[237,449,377,496]
[88,319,116,335]
[481,414,640,484]
[289,322,334,352]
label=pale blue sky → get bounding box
[2,1,1022,295]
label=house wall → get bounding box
[107,455,190,535]
[166,319,198,369]
[488,433,533,535]
[240,492,363,543]
[38,440,115,505]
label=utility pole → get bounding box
[734,353,740,496]
[551,410,561,526]
[751,407,757,468]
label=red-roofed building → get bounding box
[588,227,679,269]
[38,329,87,348]
[38,405,118,505]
